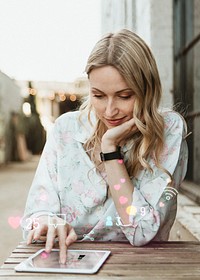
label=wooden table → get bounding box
[1,241,200,279]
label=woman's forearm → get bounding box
[102,156,134,225]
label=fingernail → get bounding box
[45,247,50,252]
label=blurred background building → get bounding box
[0,71,22,164]
[101,0,200,187]
[16,78,89,131]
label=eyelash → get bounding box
[93,95,103,98]
[93,95,132,99]
[120,96,132,99]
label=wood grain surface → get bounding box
[1,241,200,279]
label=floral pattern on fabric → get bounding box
[22,110,188,245]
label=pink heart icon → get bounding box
[118,159,123,164]
[119,196,128,205]
[114,184,121,190]
[159,202,165,208]
[120,178,126,183]
[8,216,21,229]
[41,252,49,259]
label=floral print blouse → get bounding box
[22,109,188,246]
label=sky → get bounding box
[0,0,101,82]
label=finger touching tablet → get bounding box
[15,249,111,274]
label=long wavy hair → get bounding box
[80,29,171,179]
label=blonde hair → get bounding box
[80,29,171,179]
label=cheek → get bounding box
[122,100,135,115]
[128,104,134,114]
[91,99,104,113]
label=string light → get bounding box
[59,94,66,101]
[70,94,77,102]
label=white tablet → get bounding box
[15,248,111,274]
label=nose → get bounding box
[105,99,119,117]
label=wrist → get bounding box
[101,145,117,153]
[100,146,123,162]
[101,141,117,153]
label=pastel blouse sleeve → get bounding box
[118,112,188,246]
[21,122,61,235]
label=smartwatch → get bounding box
[100,146,123,161]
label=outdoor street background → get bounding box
[0,156,39,265]
[0,0,199,269]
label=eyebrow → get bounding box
[91,87,133,94]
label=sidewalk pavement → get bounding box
[0,156,39,265]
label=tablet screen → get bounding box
[33,250,107,269]
[15,249,111,274]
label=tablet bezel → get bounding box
[15,248,111,274]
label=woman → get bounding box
[21,29,188,264]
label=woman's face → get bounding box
[89,66,136,129]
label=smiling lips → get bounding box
[105,117,126,126]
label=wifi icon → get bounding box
[164,187,178,201]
